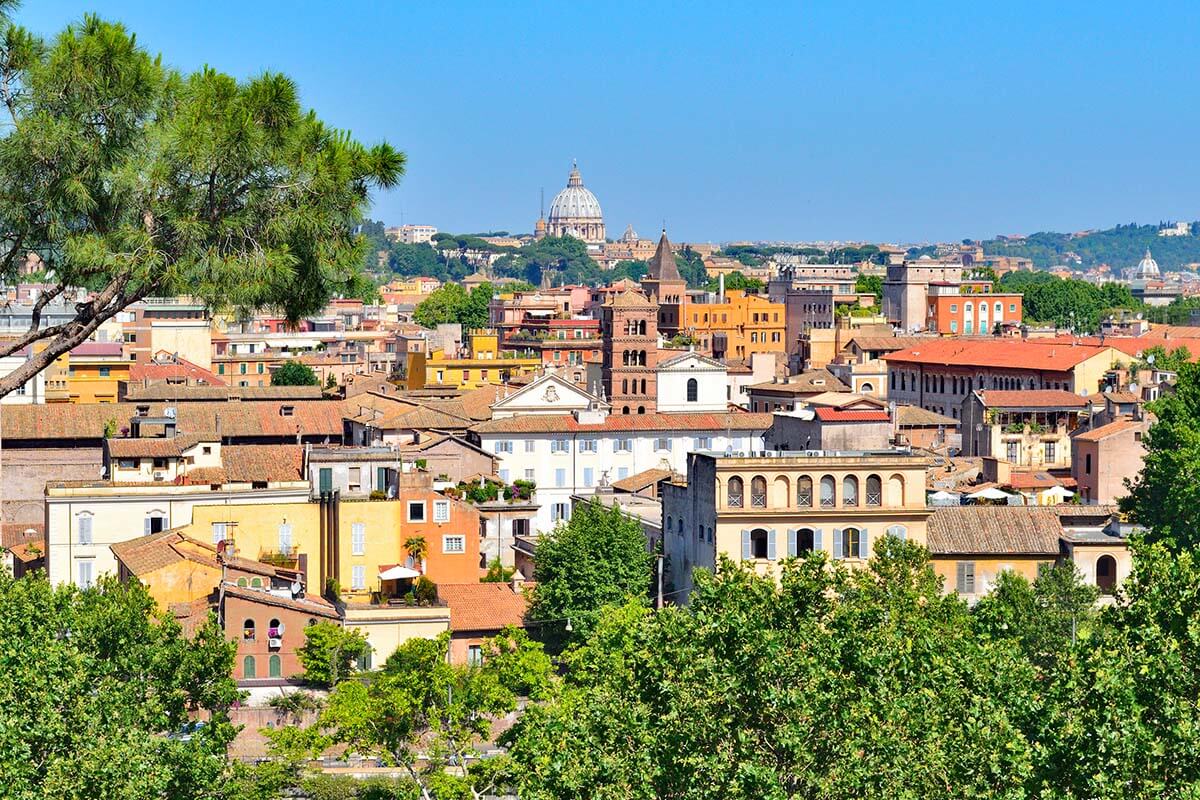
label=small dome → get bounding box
[1134,249,1160,279]
[548,162,603,222]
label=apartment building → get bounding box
[960,389,1089,468]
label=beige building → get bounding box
[661,449,931,598]
[960,389,1088,468]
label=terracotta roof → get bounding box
[812,407,890,422]
[802,392,888,409]
[2,399,348,443]
[9,539,45,563]
[439,583,528,631]
[895,405,958,427]
[1102,390,1140,404]
[847,335,938,353]
[1073,419,1144,442]
[748,368,849,395]
[128,357,225,387]
[927,507,1064,555]
[71,341,124,357]
[1005,472,1076,490]
[975,390,1089,409]
[2,522,45,549]
[106,435,209,459]
[611,467,679,492]
[221,445,304,482]
[883,340,1115,371]
[222,583,339,617]
[472,411,773,435]
[606,289,654,308]
[123,385,322,401]
[110,529,219,576]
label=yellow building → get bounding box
[418,330,541,390]
[65,341,130,403]
[661,449,932,598]
[679,290,787,360]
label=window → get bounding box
[686,378,698,402]
[555,468,567,488]
[269,655,282,678]
[524,468,535,480]
[792,528,816,555]
[218,363,225,375]
[243,619,256,640]
[956,561,976,594]
[77,559,94,589]
[443,535,466,554]
[494,440,513,454]
[614,438,633,453]
[97,366,110,378]
[524,439,536,453]
[1006,441,1019,463]
[318,467,332,494]
[797,476,813,507]
[1085,453,1092,474]
[950,321,958,333]
[407,502,425,522]
[243,655,256,679]
[750,475,768,507]
[1096,554,1117,594]
[76,514,93,545]
[728,476,744,507]
[278,523,293,551]
[499,469,509,482]
[583,467,594,486]
[152,457,168,470]
[617,466,629,480]
[351,523,366,555]
[1009,303,1017,313]
[866,474,882,506]
[143,513,167,535]
[433,501,450,523]
[257,363,265,375]
[1044,442,1056,463]
[348,466,361,492]
[551,438,570,454]
[579,438,597,453]
[351,565,366,590]
[655,437,671,452]
[886,525,907,541]
[842,476,859,506]
[240,363,247,375]
[744,528,772,560]
[841,527,862,559]
[820,475,836,507]
[551,503,569,522]
[694,436,713,451]
[467,644,484,667]
[513,518,531,538]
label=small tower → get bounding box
[640,228,688,335]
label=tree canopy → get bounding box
[706,270,763,293]
[271,360,320,386]
[982,223,1200,270]
[412,282,494,330]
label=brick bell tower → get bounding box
[601,288,659,414]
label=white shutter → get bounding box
[814,529,823,553]
[858,528,870,560]
[741,530,751,561]
[832,528,843,560]
[786,529,797,558]
[144,517,151,536]
[767,529,777,561]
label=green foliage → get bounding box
[296,621,371,688]
[675,246,709,288]
[102,417,117,439]
[608,259,647,283]
[982,222,1200,270]
[492,235,601,286]
[481,558,516,583]
[403,536,428,564]
[0,13,402,398]
[412,282,493,330]
[325,371,338,390]
[854,273,883,301]
[266,690,324,723]
[705,270,763,293]
[529,502,654,648]
[271,360,319,386]
[1135,344,1192,373]
[0,571,240,799]
[998,271,1141,331]
[412,576,438,606]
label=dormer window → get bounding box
[280,406,294,417]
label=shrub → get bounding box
[413,576,438,606]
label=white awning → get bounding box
[378,565,421,580]
[966,487,1013,500]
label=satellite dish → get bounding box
[290,581,302,596]
[163,407,176,419]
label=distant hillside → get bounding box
[980,223,1200,271]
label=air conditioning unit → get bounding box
[153,472,165,482]
[268,637,282,649]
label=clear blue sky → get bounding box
[17,1,1200,244]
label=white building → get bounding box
[656,352,729,412]
[471,408,772,534]
[386,224,438,245]
[0,351,45,403]
[490,370,609,419]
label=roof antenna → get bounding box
[539,187,544,220]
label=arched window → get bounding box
[622,406,630,415]
[820,475,836,507]
[268,618,283,638]
[886,525,907,541]
[666,516,673,535]
[622,379,628,394]
[842,527,862,559]
[866,475,882,506]
[242,619,256,640]
[750,475,768,507]
[842,476,859,506]
[250,577,263,588]
[773,475,790,507]
[749,528,770,559]
[728,476,744,508]
[1096,555,1117,594]
[269,655,282,678]
[861,382,874,393]
[797,476,813,507]
[888,474,906,506]
[640,379,647,394]
[797,528,815,554]
[686,378,698,403]
[243,655,256,679]
[236,577,248,588]
[637,406,645,414]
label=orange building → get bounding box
[926,282,1023,335]
[680,290,787,360]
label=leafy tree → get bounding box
[388,242,441,278]
[493,235,601,287]
[1134,344,1192,373]
[271,360,320,386]
[705,270,763,293]
[481,557,516,583]
[854,273,883,302]
[411,282,492,330]
[0,571,241,799]
[675,246,709,288]
[529,502,654,648]
[608,259,647,283]
[0,13,402,398]
[296,621,371,688]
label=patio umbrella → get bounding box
[378,565,421,580]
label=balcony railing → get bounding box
[820,495,835,508]
[797,492,812,507]
[751,492,767,508]
[728,493,743,508]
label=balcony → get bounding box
[728,492,743,508]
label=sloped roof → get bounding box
[607,288,654,308]
[883,340,1115,371]
[611,467,680,492]
[110,529,219,576]
[927,507,1064,555]
[657,351,728,371]
[895,405,958,427]
[222,583,339,618]
[439,583,528,631]
[124,384,322,401]
[105,435,209,459]
[748,368,849,394]
[128,356,225,387]
[222,445,304,482]
[645,231,683,283]
[812,407,890,422]
[473,411,773,435]
[1073,418,1143,442]
[975,390,1089,409]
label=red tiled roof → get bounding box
[70,341,124,357]
[472,411,773,435]
[2,522,45,549]
[882,340,1115,371]
[1073,419,1143,442]
[221,445,304,482]
[975,390,1089,409]
[812,407,890,422]
[129,357,225,386]
[1005,472,1077,490]
[439,583,528,631]
[927,507,1063,555]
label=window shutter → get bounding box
[814,529,823,552]
[832,528,843,560]
[956,562,968,593]
[965,561,976,593]
[786,529,797,558]
[858,528,870,560]
[741,530,751,561]
[144,517,151,535]
[767,529,777,561]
